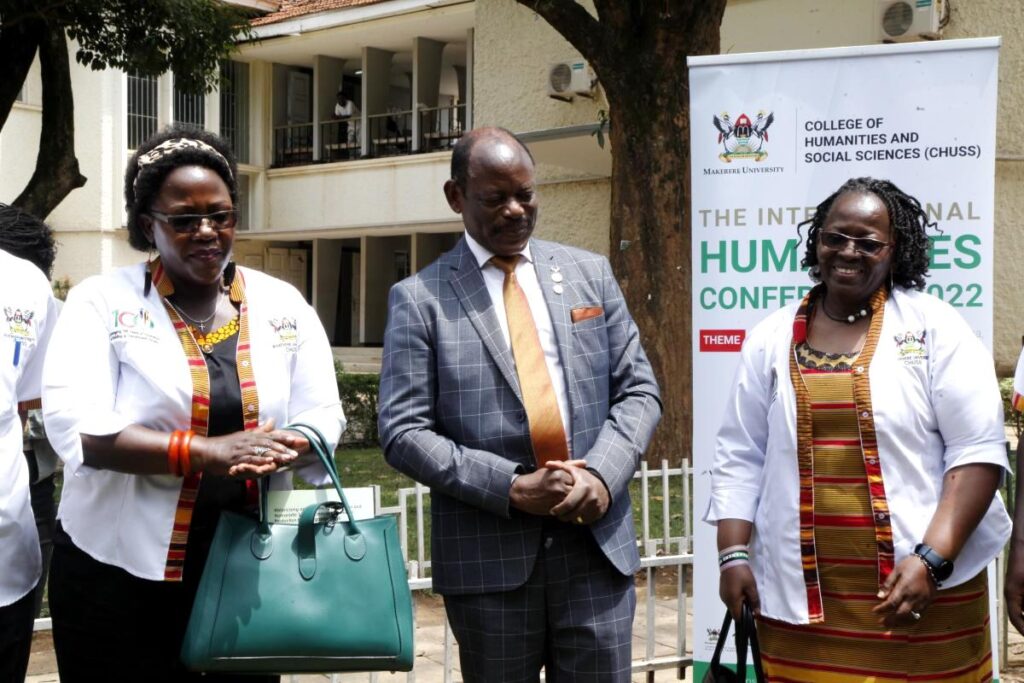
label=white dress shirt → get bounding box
[705,287,1011,624]
[0,250,58,607]
[1012,348,1024,411]
[43,264,345,581]
[464,232,572,455]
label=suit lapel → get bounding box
[530,240,580,445]
[448,239,524,403]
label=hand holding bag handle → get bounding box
[181,420,415,673]
[735,603,765,682]
[704,603,764,683]
[252,421,360,561]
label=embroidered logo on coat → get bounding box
[109,308,160,343]
[4,307,35,343]
[269,318,298,350]
[894,330,928,367]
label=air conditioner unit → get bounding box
[876,0,945,42]
[547,61,596,102]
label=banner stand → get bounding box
[688,37,1001,682]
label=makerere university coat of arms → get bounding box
[713,110,774,162]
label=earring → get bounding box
[222,261,237,289]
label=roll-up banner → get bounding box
[688,37,1000,681]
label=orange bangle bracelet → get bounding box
[167,430,184,476]
[179,430,195,476]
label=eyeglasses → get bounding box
[818,230,893,256]
[149,209,238,234]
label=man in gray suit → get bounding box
[379,127,662,682]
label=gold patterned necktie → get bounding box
[491,255,569,466]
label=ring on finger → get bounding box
[251,445,270,457]
[910,610,922,621]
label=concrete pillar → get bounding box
[249,61,271,231]
[205,87,221,138]
[158,73,173,129]
[315,55,346,163]
[455,66,467,109]
[314,238,343,343]
[361,47,394,157]
[362,235,410,345]
[412,37,445,152]
[465,28,474,131]
[358,235,367,344]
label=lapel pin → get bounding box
[553,284,564,295]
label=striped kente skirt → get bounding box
[756,345,993,682]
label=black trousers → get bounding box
[28,472,56,619]
[49,524,278,683]
[0,587,35,683]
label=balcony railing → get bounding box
[368,110,413,158]
[273,122,314,167]
[321,119,361,162]
[272,107,467,168]
[418,104,465,153]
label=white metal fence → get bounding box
[284,459,696,682]
[33,459,1024,680]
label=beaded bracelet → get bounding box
[718,544,749,558]
[719,558,750,573]
[718,550,750,566]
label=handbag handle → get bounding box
[735,603,765,683]
[709,604,764,683]
[251,423,361,563]
[285,422,362,536]
[709,609,732,670]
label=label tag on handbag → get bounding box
[267,487,376,524]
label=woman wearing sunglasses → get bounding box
[40,127,345,680]
[708,177,1009,681]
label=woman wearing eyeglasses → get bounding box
[707,177,1009,681]
[41,127,345,681]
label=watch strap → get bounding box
[913,543,954,585]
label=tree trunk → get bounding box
[0,15,42,133]
[515,0,727,465]
[14,23,86,219]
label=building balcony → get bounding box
[235,0,474,170]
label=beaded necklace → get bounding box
[189,316,239,354]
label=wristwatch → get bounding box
[913,543,954,586]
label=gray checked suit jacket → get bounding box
[378,237,662,595]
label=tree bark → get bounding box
[14,23,86,219]
[515,0,727,465]
[0,16,43,132]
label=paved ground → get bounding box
[26,570,696,682]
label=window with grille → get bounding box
[173,74,205,133]
[220,61,250,164]
[127,72,158,149]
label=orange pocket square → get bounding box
[571,306,604,323]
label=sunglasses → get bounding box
[818,230,893,256]
[149,209,238,234]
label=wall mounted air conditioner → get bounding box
[876,0,945,42]
[547,61,596,102]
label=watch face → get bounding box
[934,560,954,581]
[914,544,954,581]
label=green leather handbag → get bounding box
[180,423,414,673]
